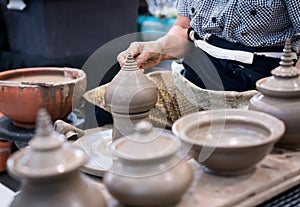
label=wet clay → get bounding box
[186,121,270,147]
[249,39,300,148]
[172,109,285,175]
[7,74,74,84]
[116,136,174,158]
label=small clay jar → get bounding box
[7,109,106,207]
[104,120,193,207]
[104,53,158,140]
[249,39,300,148]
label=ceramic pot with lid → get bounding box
[104,53,158,140]
[104,120,193,207]
[249,39,300,148]
[7,109,106,207]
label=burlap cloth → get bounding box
[84,61,258,129]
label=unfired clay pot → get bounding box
[104,53,157,114]
[172,109,285,175]
[104,120,193,207]
[249,39,300,148]
[7,109,106,207]
[0,67,86,128]
[104,53,157,140]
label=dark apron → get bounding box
[182,35,283,92]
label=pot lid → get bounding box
[111,120,180,160]
[7,109,87,178]
[104,53,158,114]
[256,39,300,97]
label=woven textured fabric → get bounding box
[147,71,199,129]
[83,71,198,129]
[171,61,259,110]
[84,63,258,129]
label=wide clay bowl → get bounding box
[0,67,86,128]
[172,109,285,175]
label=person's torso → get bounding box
[187,0,296,47]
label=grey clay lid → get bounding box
[7,109,87,178]
[256,39,300,97]
[111,120,180,160]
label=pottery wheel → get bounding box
[73,128,113,177]
[0,113,83,146]
[74,127,183,177]
[0,115,34,142]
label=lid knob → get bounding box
[135,120,153,134]
[30,108,63,150]
[271,39,299,78]
[122,53,139,71]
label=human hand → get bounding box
[296,59,300,69]
[117,41,164,69]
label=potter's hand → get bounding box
[117,41,164,69]
[117,15,193,69]
[296,58,300,69]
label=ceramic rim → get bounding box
[172,109,286,149]
[110,130,181,161]
[256,77,300,98]
[0,67,86,87]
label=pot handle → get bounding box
[54,120,85,140]
[6,0,26,11]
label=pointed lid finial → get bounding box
[122,53,139,71]
[271,38,299,78]
[255,39,300,97]
[30,108,62,150]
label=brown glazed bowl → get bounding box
[172,109,285,175]
[0,67,86,128]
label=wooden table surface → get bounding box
[94,149,300,207]
[1,114,299,206]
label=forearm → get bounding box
[117,15,192,69]
[156,15,192,61]
[156,26,192,61]
[296,58,300,69]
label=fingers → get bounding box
[117,51,127,68]
[128,42,143,57]
[139,58,161,69]
[136,51,155,67]
[117,41,163,69]
[296,59,300,69]
[117,42,143,68]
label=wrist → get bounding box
[156,35,190,61]
[155,38,175,61]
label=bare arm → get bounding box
[296,58,300,69]
[117,15,192,69]
[156,14,192,61]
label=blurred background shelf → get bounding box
[0,0,140,71]
[0,0,177,72]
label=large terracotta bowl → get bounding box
[172,109,285,175]
[0,67,86,128]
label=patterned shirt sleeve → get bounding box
[175,0,299,48]
[285,1,300,54]
[176,0,191,19]
[285,1,300,32]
